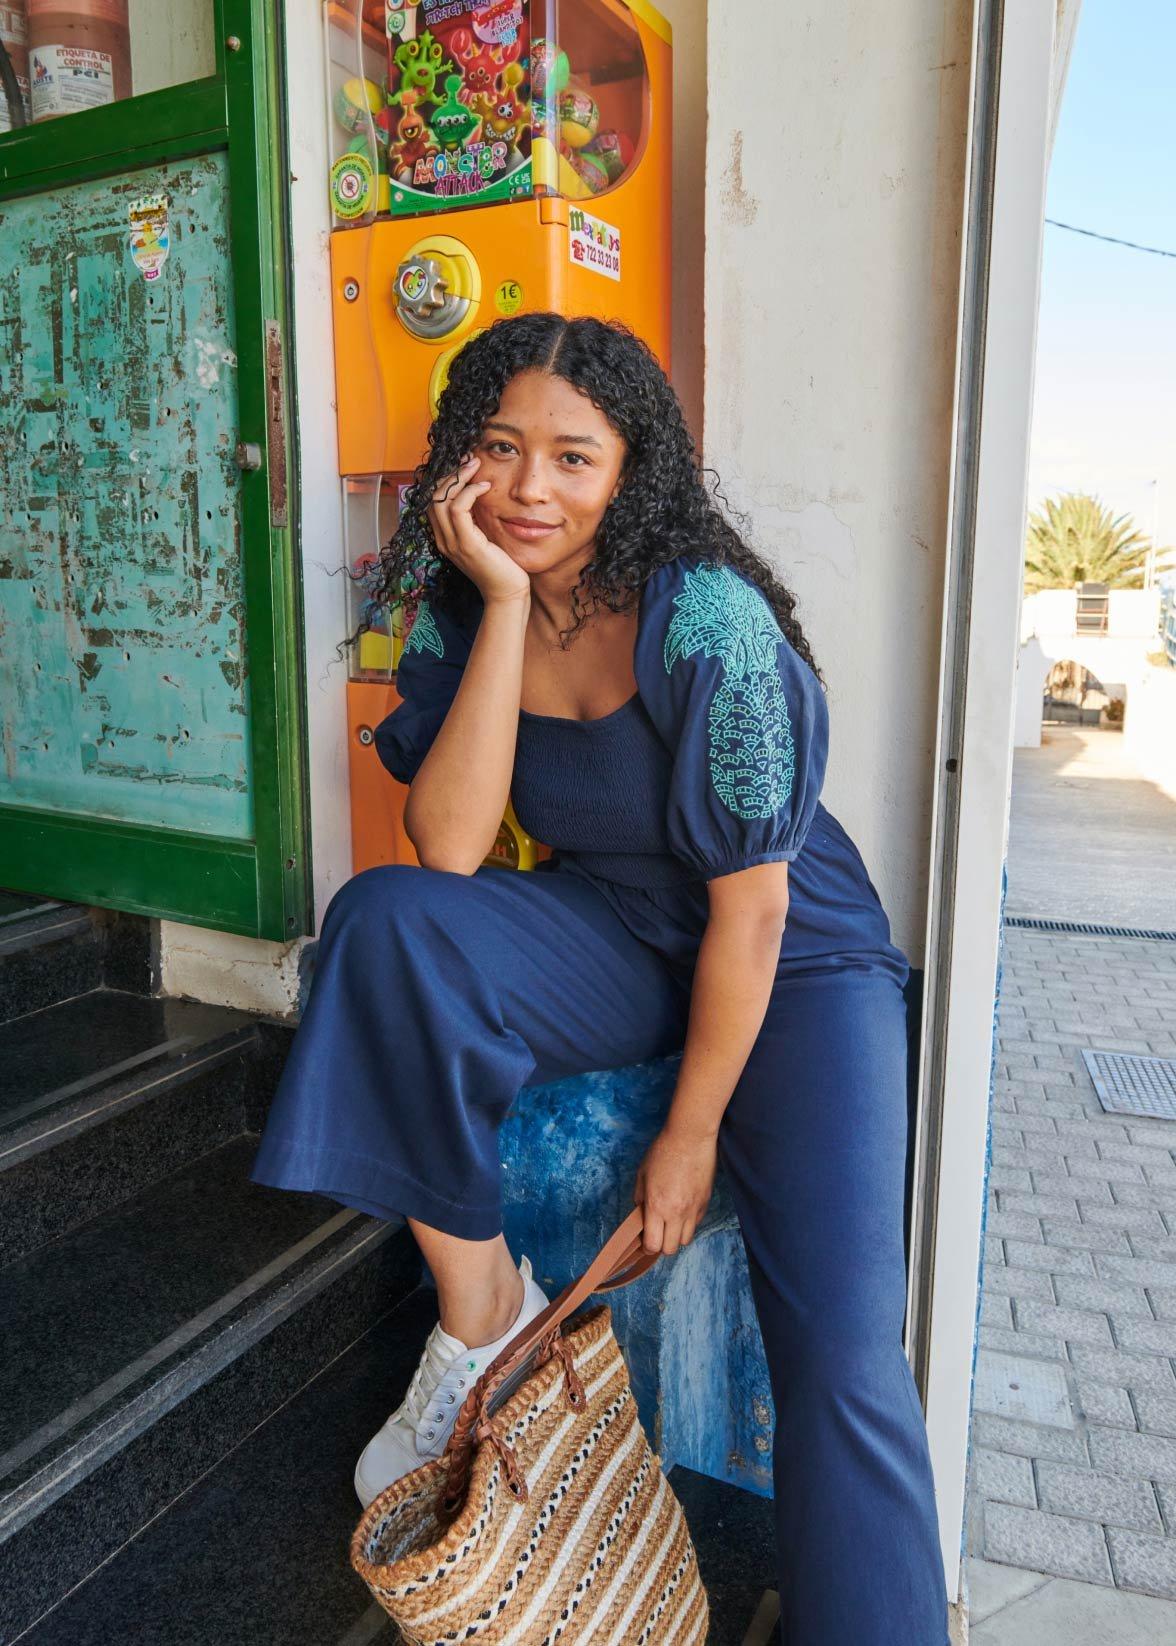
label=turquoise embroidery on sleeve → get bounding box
[663,563,795,820]
[402,600,444,660]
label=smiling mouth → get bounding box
[499,517,561,539]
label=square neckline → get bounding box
[516,579,650,727]
[517,690,643,728]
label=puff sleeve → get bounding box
[373,599,475,785]
[635,559,829,880]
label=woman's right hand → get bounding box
[428,458,531,606]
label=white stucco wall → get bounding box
[1021,587,1162,642]
[127,0,216,94]
[1014,588,1163,748]
[1125,665,1176,800]
[702,0,973,962]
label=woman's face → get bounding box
[470,369,628,577]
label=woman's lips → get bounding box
[499,516,561,541]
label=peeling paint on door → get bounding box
[0,153,253,838]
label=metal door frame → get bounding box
[904,0,1060,1598]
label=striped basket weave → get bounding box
[350,1216,708,1644]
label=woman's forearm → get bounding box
[664,911,785,1141]
[404,595,530,872]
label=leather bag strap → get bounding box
[439,1208,657,1506]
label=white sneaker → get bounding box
[354,1255,549,1508]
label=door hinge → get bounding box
[264,319,289,529]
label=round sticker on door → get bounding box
[330,153,375,220]
[495,279,524,316]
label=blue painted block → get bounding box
[498,1055,773,1497]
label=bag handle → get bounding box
[439,1208,656,1510]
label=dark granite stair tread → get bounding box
[670,1468,779,1642]
[19,1290,436,1646]
[0,904,91,956]
[0,907,103,1028]
[19,1290,779,1646]
[0,1136,341,1467]
[0,892,60,926]
[0,990,257,1122]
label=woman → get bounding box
[251,314,949,1643]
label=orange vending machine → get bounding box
[324,0,672,874]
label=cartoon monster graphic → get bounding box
[471,63,529,158]
[390,89,437,182]
[388,30,454,108]
[448,27,522,106]
[430,74,482,152]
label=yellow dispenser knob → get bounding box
[394,235,481,342]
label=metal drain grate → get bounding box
[1082,1050,1176,1121]
[1006,916,1176,942]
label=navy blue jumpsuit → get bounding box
[251,556,950,1643]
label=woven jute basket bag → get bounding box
[350,1210,709,1644]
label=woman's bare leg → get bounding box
[408,1219,526,1347]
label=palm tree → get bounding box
[1024,493,1171,592]
[663,564,795,820]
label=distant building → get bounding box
[1015,587,1163,747]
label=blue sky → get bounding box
[1027,0,1176,552]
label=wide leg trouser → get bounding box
[251,864,950,1644]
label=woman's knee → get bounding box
[320,863,442,938]
[751,1263,908,1394]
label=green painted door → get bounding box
[0,2,308,941]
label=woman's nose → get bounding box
[510,458,549,504]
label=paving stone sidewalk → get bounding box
[966,924,1176,1606]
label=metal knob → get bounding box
[394,254,471,340]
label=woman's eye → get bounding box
[486,440,515,456]
[560,452,589,466]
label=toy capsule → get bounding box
[584,128,632,183]
[564,147,610,194]
[557,80,598,148]
[334,75,385,135]
[529,37,569,101]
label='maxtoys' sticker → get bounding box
[129,194,170,283]
[568,208,620,282]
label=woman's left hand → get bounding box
[632,1125,718,1256]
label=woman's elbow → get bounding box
[414,845,484,876]
[404,810,489,876]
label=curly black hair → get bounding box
[366,312,821,676]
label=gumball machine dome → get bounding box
[324,0,657,223]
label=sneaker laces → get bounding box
[395,1324,469,1444]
